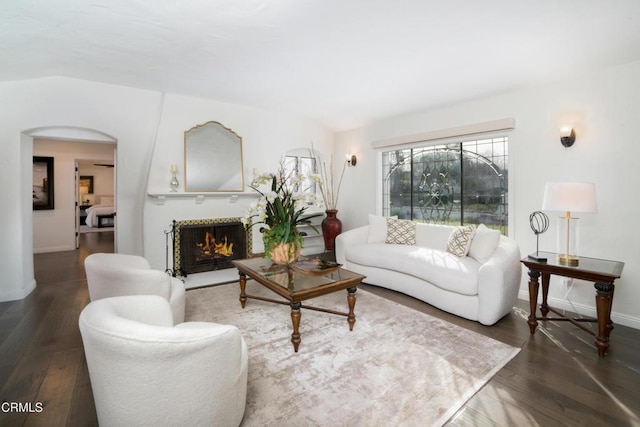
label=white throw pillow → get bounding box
[367,214,397,243]
[446,225,477,257]
[468,224,501,264]
[385,218,416,245]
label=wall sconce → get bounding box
[560,126,576,148]
[346,152,357,167]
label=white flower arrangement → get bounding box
[242,163,323,260]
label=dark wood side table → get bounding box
[79,204,92,224]
[521,251,624,357]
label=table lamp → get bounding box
[542,182,597,266]
[80,185,90,204]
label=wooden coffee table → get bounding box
[232,257,366,352]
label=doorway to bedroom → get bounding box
[76,158,116,247]
[32,135,116,255]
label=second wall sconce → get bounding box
[560,126,576,148]
[346,152,357,167]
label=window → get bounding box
[284,154,317,195]
[382,136,508,234]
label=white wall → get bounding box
[143,93,333,271]
[0,77,333,302]
[336,60,640,329]
[1,77,162,301]
[78,161,115,202]
[33,139,114,253]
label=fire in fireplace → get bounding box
[173,218,251,276]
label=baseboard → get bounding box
[0,279,36,302]
[517,290,640,330]
[33,245,76,254]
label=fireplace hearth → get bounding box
[172,218,251,276]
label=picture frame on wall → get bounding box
[33,156,54,210]
[79,175,94,201]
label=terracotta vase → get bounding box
[270,242,301,265]
[321,209,343,251]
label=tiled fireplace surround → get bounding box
[173,217,252,277]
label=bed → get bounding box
[84,196,116,227]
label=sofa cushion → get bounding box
[468,224,501,263]
[446,225,477,257]
[345,243,480,295]
[414,223,456,250]
[385,218,416,245]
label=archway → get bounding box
[23,126,117,294]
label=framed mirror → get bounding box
[184,121,244,192]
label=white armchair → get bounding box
[84,253,186,324]
[79,295,248,427]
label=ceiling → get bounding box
[2,1,640,131]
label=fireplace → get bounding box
[173,218,251,276]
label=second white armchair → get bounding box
[84,253,186,324]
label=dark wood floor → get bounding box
[1,232,639,426]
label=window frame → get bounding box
[378,132,513,236]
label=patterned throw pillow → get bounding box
[385,218,416,245]
[446,225,477,257]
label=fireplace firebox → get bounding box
[173,218,251,276]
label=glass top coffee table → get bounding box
[232,257,366,352]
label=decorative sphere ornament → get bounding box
[529,211,549,235]
[528,211,549,262]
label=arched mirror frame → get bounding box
[184,121,244,192]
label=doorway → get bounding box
[29,128,117,257]
[76,158,116,249]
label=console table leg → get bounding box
[528,270,541,334]
[594,282,614,357]
[540,273,550,317]
[290,302,301,353]
[239,273,247,309]
[347,287,357,331]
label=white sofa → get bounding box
[336,216,521,325]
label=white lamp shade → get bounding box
[542,182,598,213]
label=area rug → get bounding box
[186,283,520,426]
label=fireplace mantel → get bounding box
[147,192,259,205]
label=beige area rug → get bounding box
[186,283,520,427]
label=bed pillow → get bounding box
[468,224,501,264]
[100,196,114,205]
[385,218,416,245]
[446,225,477,257]
[367,214,397,243]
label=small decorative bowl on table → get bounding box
[289,257,341,275]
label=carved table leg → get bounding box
[290,302,302,352]
[594,282,615,357]
[239,272,247,309]
[540,273,550,317]
[528,270,541,334]
[347,287,357,331]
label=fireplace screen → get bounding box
[173,218,250,276]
